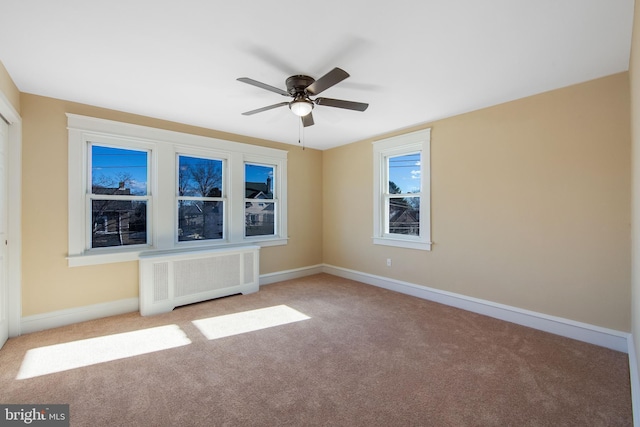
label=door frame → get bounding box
[0,90,21,337]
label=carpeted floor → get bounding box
[0,274,632,426]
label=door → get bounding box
[0,118,8,349]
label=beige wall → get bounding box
[631,0,640,380]
[14,67,633,332]
[20,93,323,316]
[0,60,20,114]
[323,73,631,331]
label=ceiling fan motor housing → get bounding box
[286,75,315,96]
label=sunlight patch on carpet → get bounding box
[16,325,191,379]
[192,305,310,340]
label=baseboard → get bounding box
[322,264,629,353]
[259,264,324,286]
[20,298,139,335]
[17,264,629,355]
[629,334,640,426]
[17,265,323,335]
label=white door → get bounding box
[0,118,8,349]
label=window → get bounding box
[387,152,421,236]
[373,128,431,250]
[68,114,288,266]
[245,163,276,237]
[90,145,150,248]
[177,155,224,242]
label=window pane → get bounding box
[178,156,223,197]
[388,196,420,236]
[92,200,147,247]
[92,145,148,196]
[245,164,274,200]
[178,200,224,241]
[245,201,275,236]
[388,153,421,194]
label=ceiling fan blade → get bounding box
[301,112,314,127]
[241,102,289,116]
[237,77,290,97]
[305,68,350,96]
[314,97,369,112]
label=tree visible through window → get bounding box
[177,155,224,241]
[90,145,149,248]
[245,163,276,237]
[373,128,431,250]
[68,114,289,266]
[387,153,421,236]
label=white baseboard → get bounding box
[17,264,629,355]
[629,335,640,426]
[20,298,139,335]
[259,264,324,286]
[17,264,324,335]
[322,264,629,353]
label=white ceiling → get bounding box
[0,1,634,150]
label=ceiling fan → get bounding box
[237,67,368,127]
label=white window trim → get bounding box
[372,128,432,251]
[243,156,286,243]
[67,114,288,267]
[86,140,155,252]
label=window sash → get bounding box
[384,194,421,237]
[89,143,150,196]
[244,162,278,239]
[177,154,224,198]
[382,151,423,240]
[89,198,150,249]
[87,197,152,249]
[244,199,277,237]
[177,200,225,242]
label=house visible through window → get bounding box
[387,153,421,236]
[90,145,149,248]
[373,128,431,251]
[67,114,288,267]
[245,163,276,237]
[177,155,224,241]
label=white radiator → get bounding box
[139,246,260,316]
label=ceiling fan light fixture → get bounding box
[289,98,314,117]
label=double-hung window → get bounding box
[245,163,276,237]
[68,114,287,267]
[373,128,431,250]
[90,144,151,248]
[177,155,225,242]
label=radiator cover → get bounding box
[139,246,260,316]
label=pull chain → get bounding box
[298,118,305,150]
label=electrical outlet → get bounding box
[386,258,392,267]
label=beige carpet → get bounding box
[0,274,632,426]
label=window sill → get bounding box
[67,238,289,267]
[245,237,289,247]
[67,250,142,267]
[372,237,432,251]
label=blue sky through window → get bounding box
[388,153,421,194]
[246,164,273,187]
[91,145,148,195]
